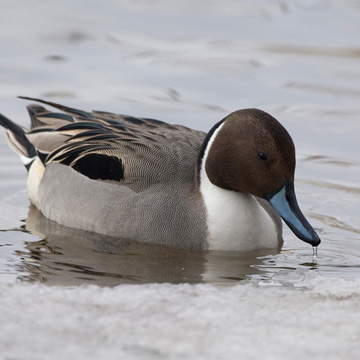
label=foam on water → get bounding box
[1,274,360,360]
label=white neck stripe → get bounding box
[200,121,226,184]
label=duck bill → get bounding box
[266,180,321,247]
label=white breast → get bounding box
[199,123,280,251]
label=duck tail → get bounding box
[0,113,37,170]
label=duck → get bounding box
[0,97,320,251]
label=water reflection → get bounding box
[14,205,280,286]
[2,179,360,286]
[1,144,360,286]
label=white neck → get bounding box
[199,123,279,251]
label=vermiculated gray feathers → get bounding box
[24,99,206,191]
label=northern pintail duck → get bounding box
[0,97,320,251]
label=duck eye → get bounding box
[258,152,267,161]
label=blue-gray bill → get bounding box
[266,180,321,247]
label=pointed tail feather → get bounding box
[18,96,93,119]
[0,113,37,169]
[27,104,50,128]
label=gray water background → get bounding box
[0,0,360,286]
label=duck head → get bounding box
[203,108,321,247]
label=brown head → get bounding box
[204,109,295,198]
[201,109,321,247]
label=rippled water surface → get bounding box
[1,1,360,359]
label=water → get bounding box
[313,245,318,260]
[1,0,360,359]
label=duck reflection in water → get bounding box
[14,205,279,286]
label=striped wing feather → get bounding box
[23,98,206,191]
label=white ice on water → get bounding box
[1,271,360,360]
